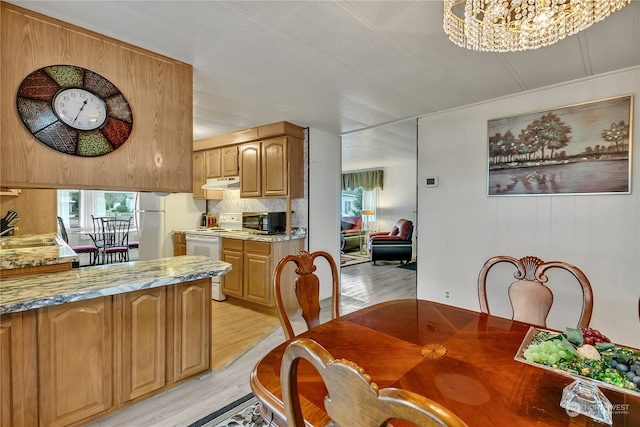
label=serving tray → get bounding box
[514,326,640,397]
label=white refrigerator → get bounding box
[135,192,205,260]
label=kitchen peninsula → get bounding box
[0,235,232,427]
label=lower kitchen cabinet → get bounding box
[38,298,114,427]
[0,279,211,427]
[173,233,186,256]
[171,280,211,381]
[221,237,304,309]
[244,241,272,306]
[0,311,37,427]
[120,287,166,403]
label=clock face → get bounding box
[52,88,108,131]
[16,65,133,157]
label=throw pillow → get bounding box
[341,221,352,231]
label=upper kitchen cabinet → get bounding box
[239,137,304,198]
[194,121,304,199]
[205,146,239,179]
[0,4,193,193]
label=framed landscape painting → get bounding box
[487,95,633,196]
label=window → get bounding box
[58,190,136,230]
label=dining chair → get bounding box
[478,255,593,328]
[273,250,340,340]
[100,217,132,263]
[281,338,469,427]
[57,217,98,266]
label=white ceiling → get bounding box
[8,1,640,171]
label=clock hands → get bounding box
[71,98,89,125]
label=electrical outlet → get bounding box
[445,290,451,300]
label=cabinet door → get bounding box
[121,288,166,403]
[262,137,288,197]
[205,148,222,179]
[1,312,37,427]
[221,146,239,177]
[38,298,113,427]
[244,252,272,306]
[221,249,244,297]
[192,151,206,199]
[239,143,261,197]
[172,279,211,381]
[173,233,186,256]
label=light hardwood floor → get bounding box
[87,260,416,427]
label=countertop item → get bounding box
[0,233,78,270]
[0,255,231,314]
[251,299,640,427]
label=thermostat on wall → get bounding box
[425,177,439,187]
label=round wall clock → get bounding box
[16,65,133,157]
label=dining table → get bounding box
[250,299,640,426]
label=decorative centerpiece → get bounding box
[517,326,639,394]
[516,326,639,425]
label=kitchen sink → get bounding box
[0,238,59,249]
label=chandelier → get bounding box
[443,0,632,52]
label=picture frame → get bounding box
[487,95,633,196]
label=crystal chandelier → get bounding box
[443,0,632,52]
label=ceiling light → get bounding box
[443,0,632,52]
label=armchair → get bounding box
[368,219,413,265]
[340,216,362,253]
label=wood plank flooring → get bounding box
[86,260,416,427]
[210,301,280,372]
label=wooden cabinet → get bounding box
[171,279,211,381]
[119,288,166,403]
[221,146,239,177]
[1,4,193,193]
[221,237,304,308]
[0,189,57,236]
[221,238,244,298]
[173,233,186,256]
[0,311,37,427]
[192,151,206,199]
[0,279,211,426]
[238,143,261,198]
[239,137,304,198]
[194,146,238,199]
[38,298,114,427]
[244,241,272,306]
[205,149,222,179]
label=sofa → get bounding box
[340,216,362,253]
[368,219,413,265]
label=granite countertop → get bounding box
[0,255,231,315]
[0,233,79,270]
[174,229,307,242]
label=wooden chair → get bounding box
[281,338,469,427]
[273,251,340,340]
[478,255,593,328]
[57,217,98,266]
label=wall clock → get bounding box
[16,65,133,157]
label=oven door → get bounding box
[185,233,225,301]
[185,234,220,259]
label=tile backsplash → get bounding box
[206,191,307,230]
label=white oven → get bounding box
[186,232,225,301]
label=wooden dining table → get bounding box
[250,299,640,426]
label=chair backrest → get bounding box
[104,217,131,248]
[281,338,468,427]
[478,255,593,328]
[57,216,69,243]
[273,251,340,340]
[390,219,413,241]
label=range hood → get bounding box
[202,177,240,189]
